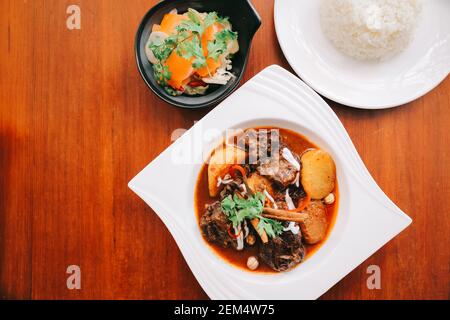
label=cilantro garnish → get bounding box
[176,34,207,68]
[177,9,204,35]
[203,12,220,29]
[150,35,178,62]
[207,29,238,61]
[152,63,172,86]
[221,192,283,239]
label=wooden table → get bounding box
[0,0,448,300]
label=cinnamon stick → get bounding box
[262,207,307,223]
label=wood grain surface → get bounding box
[0,0,448,300]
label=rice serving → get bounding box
[320,0,422,61]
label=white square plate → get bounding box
[128,65,412,299]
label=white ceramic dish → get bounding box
[274,0,450,109]
[128,65,412,299]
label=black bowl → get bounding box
[135,0,261,109]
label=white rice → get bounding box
[320,0,422,61]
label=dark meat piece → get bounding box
[243,163,257,175]
[272,185,308,212]
[273,185,307,204]
[257,156,297,187]
[200,202,237,249]
[219,176,244,200]
[259,230,305,272]
[288,185,307,202]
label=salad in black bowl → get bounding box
[135,0,261,109]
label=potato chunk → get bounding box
[301,149,336,200]
[208,145,246,197]
[246,173,274,195]
[299,201,328,244]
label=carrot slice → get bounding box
[159,13,188,35]
[165,50,194,90]
[228,165,247,179]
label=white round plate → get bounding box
[274,0,450,109]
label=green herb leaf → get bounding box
[177,9,204,35]
[164,86,182,96]
[176,34,207,68]
[258,217,283,239]
[220,192,283,239]
[207,40,227,62]
[187,8,201,25]
[216,29,238,42]
[150,35,178,62]
[207,29,238,61]
[177,20,203,35]
[217,15,230,26]
[203,12,219,28]
[152,63,171,85]
[221,196,236,211]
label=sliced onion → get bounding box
[216,174,234,187]
[264,190,278,209]
[283,222,300,235]
[285,189,296,210]
[235,224,244,251]
[202,67,235,85]
[240,183,247,195]
[294,172,300,187]
[243,220,249,238]
[282,148,300,171]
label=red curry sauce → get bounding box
[194,128,339,273]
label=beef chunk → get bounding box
[257,156,297,187]
[273,184,307,204]
[287,185,307,202]
[219,176,243,200]
[259,231,305,272]
[237,129,301,184]
[255,142,300,187]
[200,202,236,248]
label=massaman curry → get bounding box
[195,128,338,273]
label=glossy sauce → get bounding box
[194,128,339,273]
